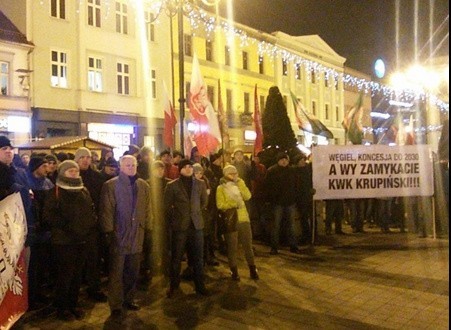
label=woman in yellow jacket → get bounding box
[216,165,259,280]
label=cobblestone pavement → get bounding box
[13,227,449,330]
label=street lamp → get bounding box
[147,0,221,152]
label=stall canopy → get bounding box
[17,136,115,155]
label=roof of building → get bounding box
[0,11,33,45]
[17,136,115,151]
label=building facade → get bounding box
[1,1,377,156]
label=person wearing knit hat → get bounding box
[28,156,48,174]
[178,158,193,172]
[216,162,259,281]
[74,147,92,163]
[266,150,300,255]
[164,155,210,298]
[43,158,97,320]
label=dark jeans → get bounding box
[325,199,344,233]
[271,204,298,250]
[84,232,102,293]
[169,228,205,291]
[53,243,86,311]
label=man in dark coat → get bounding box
[265,152,300,255]
[75,147,107,302]
[164,159,209,298]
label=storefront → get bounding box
[0,113,31,146]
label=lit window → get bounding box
[1,61,9,95]
[296,64,301,80]
[282,59,288,76]
[184,35,192,57]
[259,55,264,74]
[88,57,102,92]
[115,1,128,34]
[207,85,215,107]
[117,62,130,95]
[151,69,157,99]
[87,0,101,27]
[206,40,213,61]
[311,69,316,83]
[242,51,248,70]
[244,92,250,112]
[51,0,66,19]
[145,11,155,42]
[225,46,231,66]
[51,50,68,88]
[226,89,233,112]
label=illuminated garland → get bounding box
[186,6,449,114]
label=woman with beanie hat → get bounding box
[216,165,259,281]
[43,160,97,321]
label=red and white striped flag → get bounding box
[163,81,177,148]
[188,54,221,156]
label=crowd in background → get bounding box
[0,135,440,323]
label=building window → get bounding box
[242,51,248,70]
[206,40,213,61]
[336,106,339,122]
[283,95,288,108]
[325,74,329,87]
[311,69,316,83]
[334,76,339,90]
[115,1,128,34]
[151,69,157,99]
[51,50,68,88]
[183,34,192,57]
[282,59,288,76]
[258,55,264,74]
[244,92,250,112]
[296,64,301,80]
[225,46,231,66]
[325,104,330,120]
[145,11,155,42]
[0,61,9,95]
[260,95,265,110]
[51,0,66,19]
[207,85,215,107]
[117,62,129,95]
[88,57,102,92]
[87,0,101,27]
[312,101,317,116]
[226,89,233,112]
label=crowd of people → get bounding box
[0,136,425,323]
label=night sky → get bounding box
[215,0,449,77]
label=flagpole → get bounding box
[177,4,185,153]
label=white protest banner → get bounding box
[312,145,434,200]
[0,192,28,329]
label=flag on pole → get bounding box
[189,54,221,156]
[217,79,229,147]
[342,92,364,145]
[254,84,263,155]
[163,81,177,148]
[290,91,334,139]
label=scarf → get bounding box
[56,176,84,190]
[220,178,245,208]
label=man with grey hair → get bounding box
[100,155,152,319]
